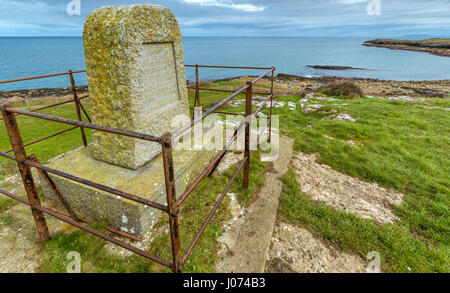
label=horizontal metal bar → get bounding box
[0,187,28,205]
[0,96,89,121]
[251,68,275,85]
[252,94,273,118]
[182,157,247,263]
[178,94,270,207]
[3,107,161,143]
[106,227,143,242]
[189,107,246,117]
[0,64,272,85]
[187,87,270,96]
[0,151,168,212]
[41,204,142,242]
[0,151,16,161]
[0,70,86,84]
[5,126,79,153]
[185,64,273,70]
[0,188,171,269]
[173,84,250,139]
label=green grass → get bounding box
[0,197,15,213]
[35,88,269,273]
[278,169,448,272]
[0,212,12,227]
[189,83,449,272]
[1,79,449,272]
[0,100,92,181]
[39,151,268,273]
[269,93,449,272]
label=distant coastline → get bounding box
[363,38,450,57]
[2,37,450,89]
[1,75,448,103]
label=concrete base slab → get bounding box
[40,144,216,237]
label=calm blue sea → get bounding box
[1,37,450,91]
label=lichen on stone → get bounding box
[83,4,189,169]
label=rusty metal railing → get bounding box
[0,64,276,273]
[0,70,91,148]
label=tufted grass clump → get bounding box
[319,81,364,99]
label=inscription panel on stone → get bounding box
[141,42,180,113]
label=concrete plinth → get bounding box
[40,145,216,237]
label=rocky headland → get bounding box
[363,38,450,57]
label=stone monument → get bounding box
[40,4,216,237]
[84,4,189,170]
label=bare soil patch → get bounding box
[292,152,404,224]
[0,203,72,273]
[267,222,367,273]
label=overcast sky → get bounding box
[0,0,449,37]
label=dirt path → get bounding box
[215,136,294,273]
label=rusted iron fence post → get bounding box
[195,64,200,108]
[243,82,253,188]
[161,133,182,273]
[68,70,88,147]
[269,67,275,143]
[1,105,51,241]
[27,154,81,222]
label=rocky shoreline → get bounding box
[363,39,450,57]
[275,74,449,98]
[0,86,89,104]
[1,75,449,105]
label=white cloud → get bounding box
[337,0,370,3]
[182,0,265,12]
[0,0,53,13]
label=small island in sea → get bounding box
[306,65,367,71]
[363,38,450,57]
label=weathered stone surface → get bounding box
[216,136,293,273]
[40,145,216,237]
[83,4,189,169]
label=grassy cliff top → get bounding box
[365,38,450,48]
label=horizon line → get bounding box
[1,35,448,39]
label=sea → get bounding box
[1,37,450,91]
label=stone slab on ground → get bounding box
[266,222,367,273]
[215,136,294,273]
[292,152,404,224]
